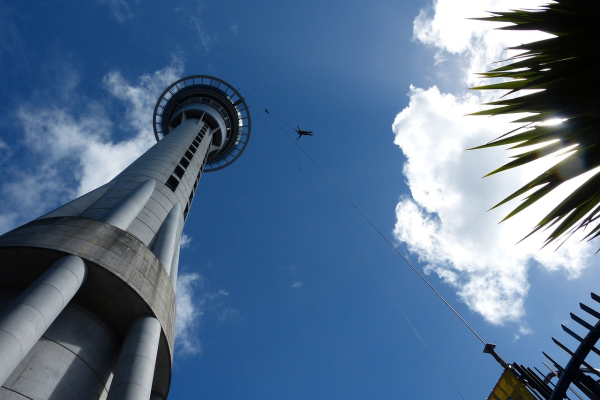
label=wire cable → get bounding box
[261,111,467,400]
[261,104,487,347]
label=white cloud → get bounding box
[180,234,192,249]
[514,325,532,340]
[0,137,11,165]
[190,4,213,52]
[0,3,28,72]
[218,308,239,322]
[175,273,204,355]
[291,281,303,289]
[393,0,597,326]
[175,272,236,356]
[230,24,238,35]
[0,60,183,234]
[97,0,133,23]
[0,212,18,235]
[103,60,182,139]
[414,0,551,88]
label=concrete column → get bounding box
[107,316,161,400]
[152,203,182,275]
[102,179,156,231]
[0,255,87,386]
[38,181,113,220]
[170,242,181,292]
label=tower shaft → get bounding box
[0,75,250,400]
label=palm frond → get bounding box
[471,0,600,249]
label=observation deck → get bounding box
[153,75,251,172]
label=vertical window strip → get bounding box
[164,126,208,192]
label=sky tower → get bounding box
[0,75,251,400]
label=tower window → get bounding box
[179,157,190,169]
[174,165,185,179]
[196,125,209,141]
[166,176,180,191]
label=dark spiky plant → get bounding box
[470,0,600,249]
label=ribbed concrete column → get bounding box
[170,242,181,292]
[102,179,156,231]
[0,255,87,386]
[152,203,182,275]
[107,316,161,400]
[38,181,113,220]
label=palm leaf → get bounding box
[471,0,600,250]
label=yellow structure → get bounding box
[488,369,537,400]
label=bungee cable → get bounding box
[255,103,509,369]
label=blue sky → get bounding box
[2,0,600,399]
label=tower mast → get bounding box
[0,75,250,400]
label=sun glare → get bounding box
[539,118,565,126]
